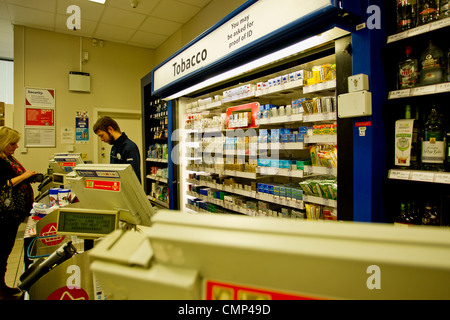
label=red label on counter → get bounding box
[40,223,65,246]
[47,286,89,300]
[85,180,120,192]
[205,280,321,300]
[59,162,76,168]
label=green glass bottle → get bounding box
[421,107,445,171]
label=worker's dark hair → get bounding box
[93,116,121,133]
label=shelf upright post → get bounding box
[350,0,387,222]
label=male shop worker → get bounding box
[93,116,141,182]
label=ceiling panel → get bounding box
[100,6,147,29]
[129,30,168,49]
[5,0,56,12]
[7,4,55,29]
[107,0,160,14]
[94,22,136,43]
[0,0,215,60]
[151,0,202,23]
[140,16,182,36]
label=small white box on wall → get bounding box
[348,74,369,92]
[338,91,372,118]
[69,71,91,92]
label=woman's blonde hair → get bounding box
[0,127,21,156]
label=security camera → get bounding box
[130,0,138,8]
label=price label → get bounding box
[412,85,436,96]
[430,17,450,30]
[436,83,450,93]
[411,171,435,182]
[406,24,430,37]
[435,174,450,184]
[389,170,411,180]
[388,89,411,99]
[387,32,407,43]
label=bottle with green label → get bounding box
[421,107,445,171]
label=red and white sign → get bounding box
[25,108,55,126]
[47,286,89,300]
[85,180,121,192]
[25,88,55,107]
[205,280,321,300]
[40,223,65,246]
[59,162,76,168]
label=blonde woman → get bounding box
[0,127,36,299]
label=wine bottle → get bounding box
[421,107,445,171]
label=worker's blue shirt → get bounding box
[110,132,141,182]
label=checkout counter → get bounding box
[89,211,450,300]
[19,163,155,300]
[19,160,450,300]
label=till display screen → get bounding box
[59,212,117,235]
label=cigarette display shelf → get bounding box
[182,54,338,220]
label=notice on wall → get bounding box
[25,108,55,126]
[61,127,75,144]
[76,111,89,144]
[25,88,55,107]
[24,87,56,147]
[25,127,56,147]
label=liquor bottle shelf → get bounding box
[388,82,450,99]
[387,17,450,44]
[389,169,450,184]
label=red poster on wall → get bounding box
[26,108,55,126]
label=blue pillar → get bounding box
[351,0,387,222]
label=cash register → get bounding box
[19,164,155,299]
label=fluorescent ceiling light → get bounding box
[164,27,350,101]
[89,0,106,4]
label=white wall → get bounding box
[13,26,155,175]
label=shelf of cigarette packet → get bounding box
[185,80,337,115]
[388,82,450,100]
[387,17,450,44]
[186,181,337,209]
[146,174,168,184]
[389,169,450,184]
[146,158,169,163]
[186,165,313,179]
[255,112,336,126]
[147,196,169,208]
[187,191,304,214]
